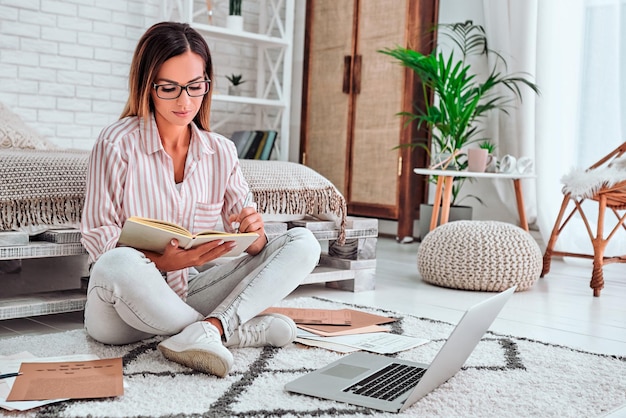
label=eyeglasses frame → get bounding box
[152,79,211,100]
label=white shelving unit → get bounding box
[161,0,294,160]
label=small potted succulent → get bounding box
[227,0,243,31]
[226,73,245,96]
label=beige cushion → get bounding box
[417,221,542,292]
[240,159,346,240]
[0,102,56,150]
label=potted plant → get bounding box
[380,20,539,204]
[227,0,243,32]
[226,73,245,96]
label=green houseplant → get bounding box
[226,73,245,96]
[227,0,243,31]
[380,20,539,204]
[229,0,242,16]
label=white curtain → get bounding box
[482,0,539,224]
[483,0,626,255]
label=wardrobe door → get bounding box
[348,0,407,218]
[300,0,355,195]
[302,0,438,240]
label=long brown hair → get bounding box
[120,22,213,131]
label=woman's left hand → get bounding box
[229,207,267,255]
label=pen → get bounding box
[0,372,22,379]
[234,191,254,233]
[242,191,253,209]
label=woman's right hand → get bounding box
[149,238,237,272]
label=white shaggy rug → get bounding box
[1,297,625,418]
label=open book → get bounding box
[118,216,259,257]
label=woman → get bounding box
[80,21,321,378]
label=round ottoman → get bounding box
[417,221,542,291]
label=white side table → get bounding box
[413,168,536,232]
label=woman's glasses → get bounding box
[152,79,211,100]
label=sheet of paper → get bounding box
[294,329,358,352]
[7,358,123,402]
[297,324,390,337]
[294,338,359,353]
[263,307,352,325]
[298,332,430,354]
[0,353,100,412]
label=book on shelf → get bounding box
[259,130,277,160]
[118,216,258,257]
[230,130,254,157]
[229,130,278,160]
[252,131,269,159]
[244,131,266,159]
[238,131,258,159]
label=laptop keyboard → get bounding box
[343,362,426,401]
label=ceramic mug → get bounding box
[467,148,494,172]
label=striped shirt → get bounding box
[80,114,250,299]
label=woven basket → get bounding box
[417,221,542,292]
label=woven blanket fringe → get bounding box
[0,197,83,231]
[561,167,626,199]
[253,187,347,245]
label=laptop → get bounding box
[285,286,515,413]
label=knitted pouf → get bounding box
[417,221,542,292]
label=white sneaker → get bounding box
[157,321,234,377]
[225,313,297,348]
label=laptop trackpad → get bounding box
[322,364,369,379]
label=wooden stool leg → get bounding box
[542,195,571,277]
[513,179,529,231]
[430,176,445,231]
[440,176,454,225]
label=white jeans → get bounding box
[84,227,320,345]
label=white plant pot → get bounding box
[226,15,244,32]
[228,85,241,96]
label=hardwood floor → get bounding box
[1,233,625,416]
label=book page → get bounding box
[128,217,192,236]
[118,216,259,257]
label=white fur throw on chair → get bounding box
[561,166,626,199]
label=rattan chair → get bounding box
[542,142,626,296]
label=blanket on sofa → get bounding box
[0,149,347,241]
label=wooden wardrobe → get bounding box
[300,0,439,241]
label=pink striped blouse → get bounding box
[80,114,250,300]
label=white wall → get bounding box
[0,0,162,149]
[0,0,279,150]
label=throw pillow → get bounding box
[0,102,56,150]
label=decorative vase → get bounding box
[226,15,244,32]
